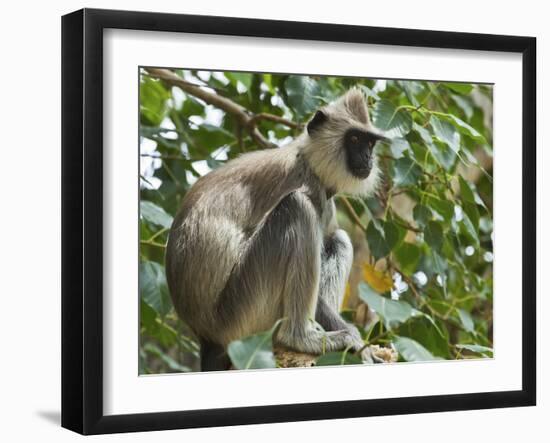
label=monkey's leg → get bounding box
[316,229,381,363]
[317,229,353,323]
[273,195,358,355]
[316,230,363,344]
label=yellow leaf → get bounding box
[363,263,393,293]
[341,283,351,310]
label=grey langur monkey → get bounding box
[165,88,387,371]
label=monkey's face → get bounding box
[302,88,387,197]
[343,128,383,179]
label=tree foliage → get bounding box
[139,68,493,373]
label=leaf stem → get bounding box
[140,240,167,248]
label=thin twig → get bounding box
[140,153,187,161]
[392,218,422,233]
[390,188,411,198]
[144,68,279,149]
[140,240,167,248]
[339,196,366,231]
[141,72,228,95]
[146,227,169,243]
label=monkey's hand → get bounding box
[355,343,398,364]
[344,324,397,364]
[341,324,376,364]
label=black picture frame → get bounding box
[61,8,537,435]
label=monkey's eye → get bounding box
[350,135,359,144]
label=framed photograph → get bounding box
[62,8,536,435]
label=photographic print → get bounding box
[62,10,535,433]
[138,67,494,374]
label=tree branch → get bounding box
[144,68,280,149]
[339,196,367,231]
[247,113,303,130]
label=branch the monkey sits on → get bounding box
[166,88,388,371]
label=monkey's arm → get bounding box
[316,228,359,336]
[318,228,353,314]
[315,233,377,364]
[316,227,387,364]
[316,202,381,363]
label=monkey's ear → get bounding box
[344,89,370,124]
[307,110,328,135]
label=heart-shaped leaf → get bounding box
[140,201,173,229]
[373,100,413,138]
[359,282,419,329]
[393,336,440,361]
[139,261,173,317]
[227,322,281,370]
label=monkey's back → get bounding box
[165,146,306,341]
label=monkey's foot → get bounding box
[365,344,398,363]
[273,344,397,368]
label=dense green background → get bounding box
[139,68,493,373]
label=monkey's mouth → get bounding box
[347,149,373,179]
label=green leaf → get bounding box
[413,204,432,228]
[460,212,479,246]
[457,308,475,333]
[451,94,474,120]
[383,220,404,251]
[143,343,191,372]
[193,123,235,151]
[140,299,157,328]
[463,202,480,231]
[431,115,460,153]
[412,122,433,145]
[284,76,323,118]
[392,157,422,187]
[393,336,439,361]
[443,82,474,95]
[418,248,447,280]
[397,317,449,358]
[366,221,391,260]
[139,261,172,317]
[411,119,458,169]
[316,351,363,366]
[456,344,493,357]
[389,138,411,158]
[430,139,457,171]
[225,72,253,91]
[140,298,180,348]
[140,201,174,229]
[425,197,454,224]
[140,76,170,126]
[372,100,413,138]
[262,73,275,93]
[358,84,380,100]
[358,282,419,329]
[394,242,421,275]
[180,93,205,116]
[458,175,476,204]
[424,221,444,251]
[398,80,421,107]
[444,114,486,144]
[227,322,279,370]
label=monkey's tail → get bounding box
[199,338,231,372]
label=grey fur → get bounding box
[165,89,383,369]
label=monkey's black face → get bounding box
[343,128,382,179]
